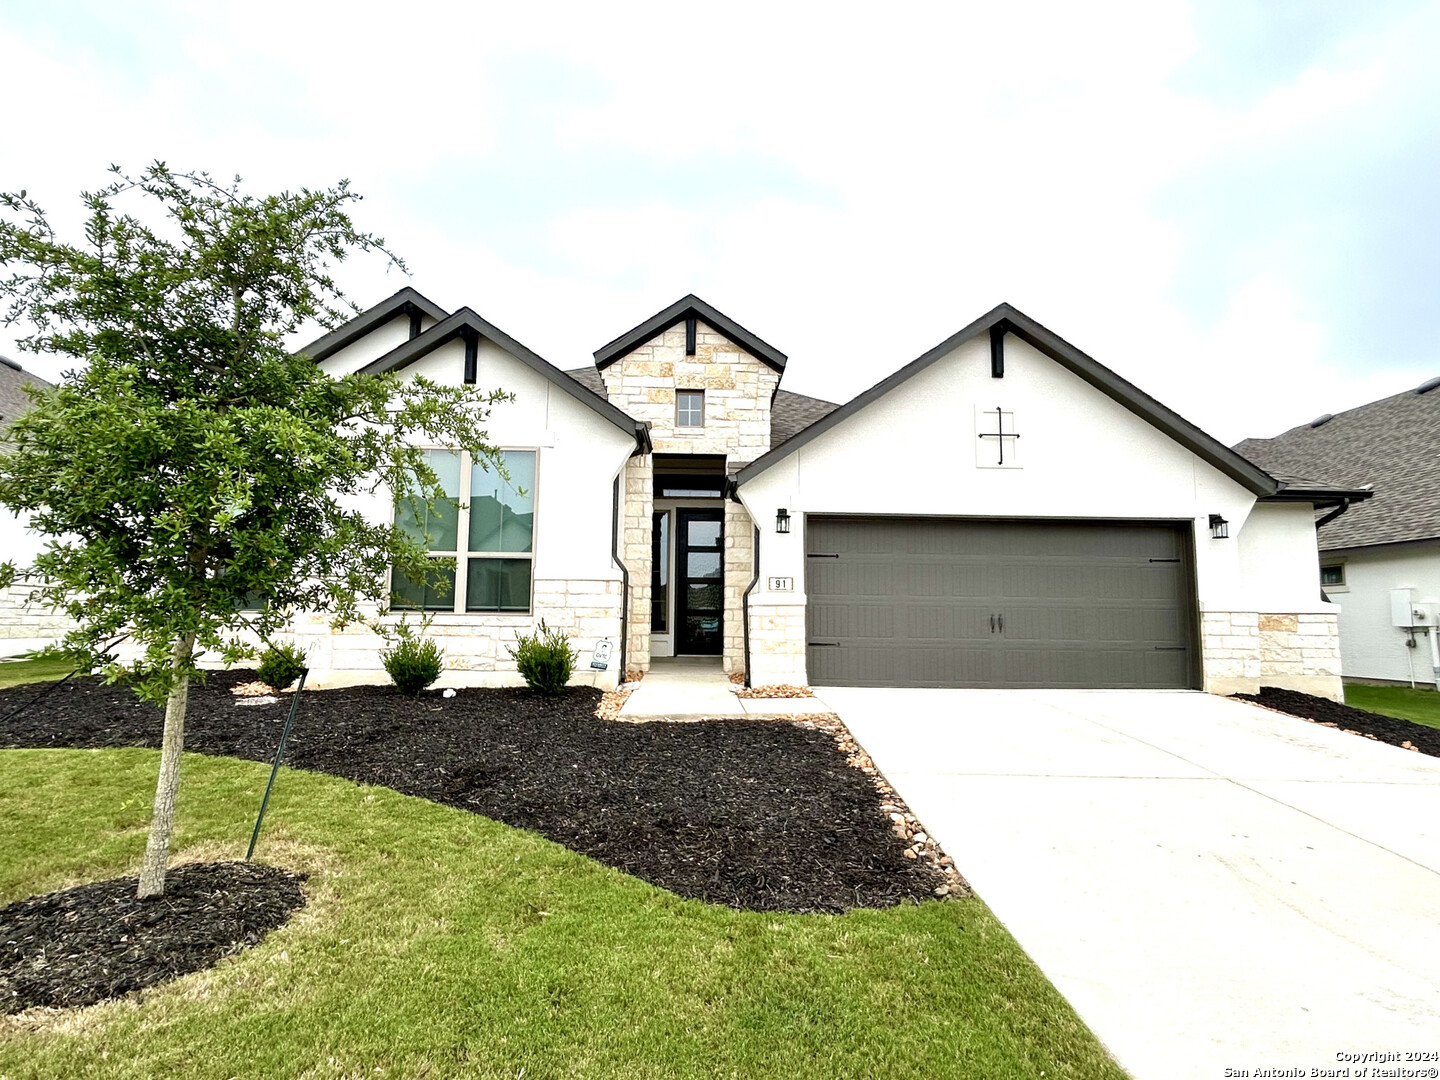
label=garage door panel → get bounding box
[806,517,1195,689]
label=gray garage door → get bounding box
[806,517,1196,689]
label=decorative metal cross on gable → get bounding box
[977,406,1020,465]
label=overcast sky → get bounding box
[2,0,1436,443]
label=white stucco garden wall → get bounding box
[1320,541,1440,687]
[738,332,1338,697]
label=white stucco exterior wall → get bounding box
[738,333,1339,697]
[266,327,640,688]
[1320,542,1440,686]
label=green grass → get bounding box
[0,749,1129,1080]
[0,656,76,690]
[1343,681,1440,731]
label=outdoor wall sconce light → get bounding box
[1209,514,1229,540]
[776,508,791,534]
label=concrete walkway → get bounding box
[818,686,1440,1080]
[618,658,829,718]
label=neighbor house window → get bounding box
[1320,564,1345,587]
[392,449,535,613]
[676,390,704,427]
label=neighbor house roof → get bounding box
[565,366,837,451]
[1235,379,1440,550]
[359,308,649,451]
[297,287,449,363]
[0,357,52,430]
[736,302,1288,496]
[593,295,788,374]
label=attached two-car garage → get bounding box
[804,517,1197,689]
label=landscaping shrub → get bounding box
[380,619,444,696]
[507,620,578,695]
[256,642,308,692]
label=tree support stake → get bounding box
[246,668,308,861]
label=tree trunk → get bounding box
[136,632,196,900]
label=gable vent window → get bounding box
[676,390,705,428]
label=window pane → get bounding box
[391,561,456,611]
[470,451,535,554]
[466,558,532,612]
[396,450,461,552]
[687,519,721,548]
[686,581,722,612]
[687,552,721,579]
[651,512,669,633]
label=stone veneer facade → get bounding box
[1201,610,1343,700]
[0,577,76,654]
[210,578,625,689]
[602,320,779,678]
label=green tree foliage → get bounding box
[0,163,505,897]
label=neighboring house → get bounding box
[264,288,1362,699]
[0,357,72,655]
[1236,379,1440,686]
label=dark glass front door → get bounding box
[677,509,723,654]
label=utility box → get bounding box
[1391,588,1419,627]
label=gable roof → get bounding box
[736,303,1281,495]
[0,357,52,430]
[593,294,788,374]
[359,308,648,449]
[565,366,837,452]
[1236,379,1440,550]
[297,287,449,363]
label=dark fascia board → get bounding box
[1260,484,1375,510]
[737,303,1280,497]
[593,294,788,373]
[298,287,449,363]
[358,307,648,449]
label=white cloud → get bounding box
[1,0,1434,448]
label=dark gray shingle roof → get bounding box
[564,368,837,452]
[0,358,52,430]
[1235,381,1440,550]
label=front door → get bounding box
[677,509,724,654]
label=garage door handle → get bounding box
[808,641,841,647]
[807,553,839,559]
[1153,646,1186,651]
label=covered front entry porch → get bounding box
[627,453,756,678]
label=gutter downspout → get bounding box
[742,525,761,689]
[611,475,629,683]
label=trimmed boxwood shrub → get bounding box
[507,620,578,695]
[381,619,444,696]
[256,642,307,692]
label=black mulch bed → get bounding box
[1,861,305,1014]
[1235,686,1440,758]
[0,672,944,914]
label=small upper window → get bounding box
[1320,565,1345,587]
[676,390,704,428]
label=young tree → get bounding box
[0,164,504,898]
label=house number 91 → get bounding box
[769,577,794,591]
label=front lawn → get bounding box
[1343,681,1440,731]
[0,749,1129,1079]
[0,657,75,691]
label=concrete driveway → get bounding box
[818,687,1440,1080]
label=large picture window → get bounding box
[392,449,535,613]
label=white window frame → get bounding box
[1320,563,1346,590]
[393,447,538,615]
